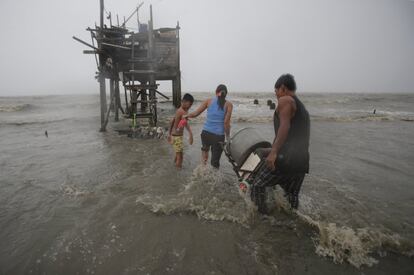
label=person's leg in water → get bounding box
[210,136,224,168]
[250,165,305,213]
[280,174,305,209]
[175,152,183,169]
[201,150,209,165]
[250,165,278,214]
[200,130,211,166]
[173,136,184,169]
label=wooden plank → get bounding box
[101,42,131,50]
[155,90,170,100]
[73,36,99,51]
[128,70,156,74]
[83,50,100,54]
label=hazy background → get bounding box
[0,0,413,96]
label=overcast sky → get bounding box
[0,0,413,96]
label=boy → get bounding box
[168,93,194,168]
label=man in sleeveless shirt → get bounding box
[251,74,310,213]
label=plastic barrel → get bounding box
[228,127,271,167]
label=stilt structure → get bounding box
[73,0,181,131]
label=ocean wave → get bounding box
[0,118,72,126]
[188,114,413,124]
[184,111,413,125]
[311,114,414,122]
[0,103,31,112]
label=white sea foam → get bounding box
[0,103,31,112]
[136,165,257,225]
[264,188,414,268]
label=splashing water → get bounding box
[136,165,257,225]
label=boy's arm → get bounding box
[167,117,175,143]
[168,117,175,136]
[185,123,193,145]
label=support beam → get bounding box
[103,91,116,131]
[131,89,138,114]
[99,0,106,132]
[83,50,99,54]
[109,79,115,112]
[99,76,107,131]
[115,80,120,121]
[101,42,131,50]
[172,76,181,108]
[73,36,99,51]
[100,0,104,29]
[155,90,170,100]
[140,87,148,112]
[124,84,129,115]
[173,21,182,108]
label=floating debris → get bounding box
[117,126,167,139]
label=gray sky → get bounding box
[0,0,413,96]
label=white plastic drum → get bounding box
[228,127,271,168]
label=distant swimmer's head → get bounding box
[181,93,194,111]
[215,84,228,110]
[274,74,296,98]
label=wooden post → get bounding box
[98,0,107,131]
[140,86,147,112]
[99,77,107,131]
[147,5,156,124]
[172,77,181,108]
[173,21,182,108]
[115,80,120,121]
[109,79,115,112]
[131,88,138,114]
[131,33,135,111]
[124,84,129,114]
[103,91,116,130]
[100,0,104,29]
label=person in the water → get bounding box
[186,84,233,169]
[252,74,310,212]
[168,93,194,169]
